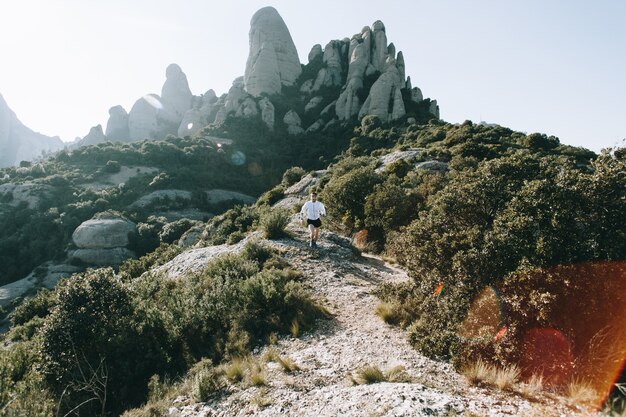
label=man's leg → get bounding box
[308,224,315,246]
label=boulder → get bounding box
[305,96,324,113]
[105,105,130,141]
[416,160,448,172]
[0,182,52,209]
[284,110,304,134]
[72,217,136,249]
[70,248,135,267]
[244,7,301,96]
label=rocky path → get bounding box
[169,218,595,417]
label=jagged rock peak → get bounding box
[161,63,193,122]
[244,7,302,97]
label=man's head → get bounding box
[310,192,318,202]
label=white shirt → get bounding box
[301,200,326,220]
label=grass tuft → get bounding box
[375,302,401,325]
[290,319,300,338]
[353,365,386,385]
[566,379,598,406]
[224,357,246,383]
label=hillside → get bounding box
[0,5,624,417]
[154,215,594,417]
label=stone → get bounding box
[305,96,324,113]
[81,125,105,146]
[259,97,275,130]
[300,79,315,94]
[320,100,337,116]
[70,248,135,267]
[235,97,259,118]
[387,42,396,60]
[128,94,161,140]
[283,110,302,127]
[308,44,323,63]
[244,7,301,96]
[0,182,53,209]
[72,217,136,249]
[177,108,207,137]
[306,119,324,133]
[335,83,360,120]
[287,125,305,135]
[161,63,193,124]
[416,160,448,172]
[105,105,130,141]
[411,87,424,103]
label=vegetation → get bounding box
[1,241,326,416]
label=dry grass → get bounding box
[493,365,520,391]
[517,374,544,398]
[262,346,281,363]
[251,387,273,408]
[223,357,247,383]
[375,302,401,325]
[277,355,300,373]
[249,362,267,387]
[565,379,598,407]
[351,364,412,385]
[462,359,493,385]
[353,365,386,385]
[462,360,519,391]
[290,319,300,338]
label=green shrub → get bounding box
[258,207,290,239]
[281,166,306,187]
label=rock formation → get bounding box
[244,7,302,96]
[161,63,193,124]
[0,94,64,168]
[105,105,130,141]
[259,97,275,130]
[70,215,136,267]
[81,125,106,146]
[283,110,304,135]
[128,94,161,141]
[358,57,406,122]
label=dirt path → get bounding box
[169,218,592,417]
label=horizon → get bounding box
[0,0,624,152]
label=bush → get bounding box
[259,207,290,239]
[281,166,306,187]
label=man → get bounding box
[300,192,326,248]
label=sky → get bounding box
[0,0,624,152]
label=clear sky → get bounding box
[0,0,624,152]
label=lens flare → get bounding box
[432,282,444,297]
[460,261,626,409]
[187,122,193,130]
[230,151,246,166]
[142,94,163,109]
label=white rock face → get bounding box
[161,63,193,125]
[283,110,304,135]
[105,105,129,141]
[177,107,206,137]
[244,7,301,96]
[0,94,63,168]
[81,125,105,146]
[235,97,259,118]
[358,60,406,122]
[371,20,388,72]
[72,218,136,249]
[429,100,440,118]
[259,97,275,130]
[128,94,161,140]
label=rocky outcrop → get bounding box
[81,125,105,146]
[0,182,53,209]
[283,110,304,135]
[308,44,323,63]
[244,7,301,96]
[178,90,218,137]
[0,94,63,168]
[160,63,193,125]
[70,248,136,267]
[105,105,130,141]
[358,57,406,122]
[128,94,162,141]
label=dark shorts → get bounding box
[307,218,322,228]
